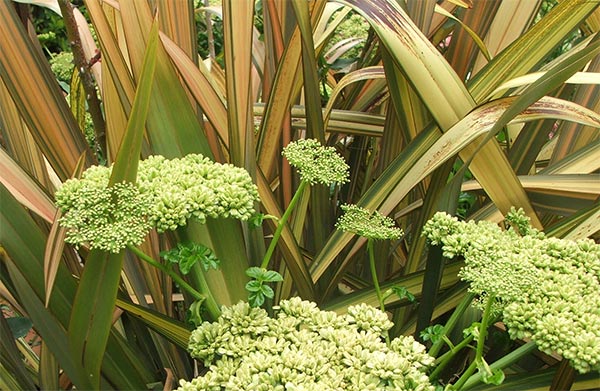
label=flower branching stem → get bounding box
[127,244,205,302]
[449,293,496,391]
[429,291,477,358]
[260,179,308,270]
[461,341,537,391]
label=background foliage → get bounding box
[1,0,599,390]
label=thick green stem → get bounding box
[450,294,496,391]
[261,180,308,269]
[127,245,205,302]
[429,291,477,357]
[461,341,537,391]
[429,334,475,381]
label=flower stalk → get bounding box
[127,244,205,302]
[260,179,308,269]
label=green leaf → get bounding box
[248,291,266,308]
[261,284,275,299]
[262,270,284,283]
[419,324,445,343]
[187,300,204,328]
[464,322,481,340]
[245,280,263,293]
[68,19,159,389]
[161,242,220,275]
[115,298,192,349]
[482,367,506,385]
[391,286,416,303]
[246,266,266,280]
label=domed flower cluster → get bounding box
[336,204,403,240]
[55,154,260,253]
[282,139,350,186]
[422,209,600,373]
[178,297,434,391]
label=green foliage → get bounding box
[3,0,600,389]
[6,316,33,339]
[245,267,283,308]
[180,298,434,390]
[49,51,74,85]
[161,242,220,275]
[32,7,68,54]
[478,362,505,386]
[325,11,370,64]
[388,286,416,303]
[420,324,445,344]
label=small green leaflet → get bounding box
[161,242,220,274]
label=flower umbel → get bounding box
[178,298,434,391]
[55,154,260,253]
[282,138,349,185]
[336,204,403,240]
[55,167,153,253]
[422,209,600,373]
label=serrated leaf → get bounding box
[262,270,284,282]
[245,280,262,292]
[261,284,275,299]
[177,255,199,276]
[246,267,265,279]
[248,291,266,308]
[392,286,416,302]
[419,324,445,343]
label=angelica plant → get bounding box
[55,154,261,304]
[336,204,403,313]
[422,208,600,386]
[177,298,434,391]
[248,139,349,307]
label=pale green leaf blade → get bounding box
[115,299,191,349]
[323,66,386,128]
[161,32,229,146]
[68,19,159,388]
[223,0,255,166]
[0,148,56,223]
[469,0,598,101]
[341,0,542,227]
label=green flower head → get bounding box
[422,210,600,374]
[55,154,260,253]
[55,167,153,253]
[336,204,403,240]
[179,298,434,391]
[282,138,349,186]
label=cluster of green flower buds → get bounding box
[282,138,350,186]
[422,208,600,373]
[179,298,434,390]
[55,154,260,253]
[336,204,403,240]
